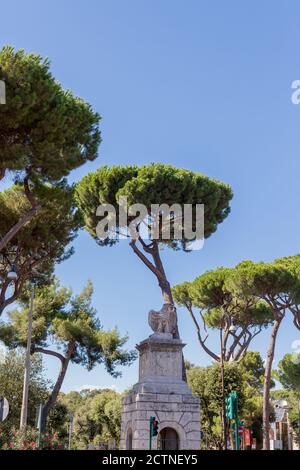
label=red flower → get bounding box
[9,442,14,448]
[31,441,36,448]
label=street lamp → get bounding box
[0,79,6,104]
[7,264,18,281]
[20,283,35,430]
[229,322,237,334]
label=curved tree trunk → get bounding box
[38,343,75,433]
[150,241,187,380]
[130,238,186,380]
[263,317,283,450]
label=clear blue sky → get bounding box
[1,0,300,393]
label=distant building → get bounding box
[270,400,298,450]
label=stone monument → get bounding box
[120,304,201,450]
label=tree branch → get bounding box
[129,239,163,281]
[187,304,220,362]
[0,178,41,253]
[34,347,65,364]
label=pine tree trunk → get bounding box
[263,317,282,450]
[40,343,74,433]
[0,178,41,253]
[130,238,187,380]
[151,241,186,380]
[0,205,40,253]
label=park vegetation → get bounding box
[0,279,136,432]
[0,45,299,451]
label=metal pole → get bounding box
[68,414,74,450]
[0,396,4,421]
[298,396,300,450]
[149,417,153,450]
[0,79,6,104]
[234,393,239,450]
[37,403,43,449]
[235,420,239,450]
[20,284,34,429]
[220,328,227,450]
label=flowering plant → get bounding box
[0,427,65,450]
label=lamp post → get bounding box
[68,414,74,450]
[7,264,18,282]
[20,283,34,430]
[220,327,227,450]
[221,320,237,450]
[0,79,6,104]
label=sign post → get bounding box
[35,403,43,449]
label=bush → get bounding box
[0,427,65,450]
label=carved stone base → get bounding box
[120,335,201,450]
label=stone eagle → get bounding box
[148,303,177,336]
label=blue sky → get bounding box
[1,0,300,393]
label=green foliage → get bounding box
[0,183,82,315]
[0,46,100,182]
[173,267,273,365]
[275,353,300,391]
[0,349,49,430]
[63,389,122,449]
[1,279,137,375]
[191,267,232,309]
[0,183,81,261]
[1,279,71,348]
[75,163,233,249]
[188,362,245,449]
[58,391,83,414]
[187,352,268,449]
[227,260,298,302]
[47,402,69,437]
[239,351,265,390]
[89,390,121,440]
[173,267,273,330]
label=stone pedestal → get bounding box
[120,334,201,450]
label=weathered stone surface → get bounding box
[179,412,193,427]
[120,334,201,450]
[187,440,201,450]
[138,336,185,381]
[185,421,202,433]
[186,431,201,441]
[183,395,200,404]
[136,393,157,402]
